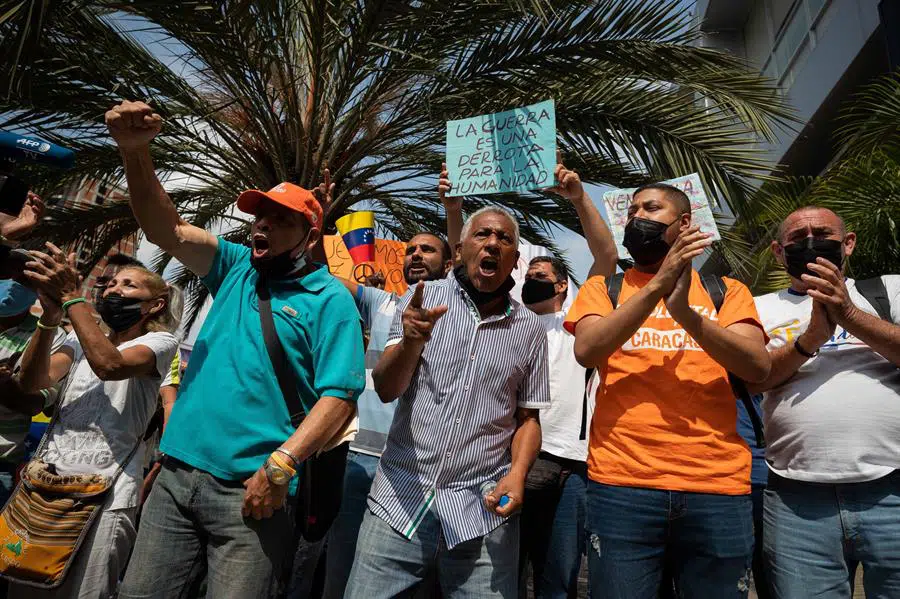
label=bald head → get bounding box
[777,206,846,245]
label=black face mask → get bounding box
[622,217,676,266]
[96,293,145,333]
[251,233,310,279]
[783,238,844,280]
[521,278,558,305]
[453,264,515,306]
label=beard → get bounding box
[403,261,443,284]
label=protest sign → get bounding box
[324,235,409,296]
[602,173,721,260]
[446,99,556,196]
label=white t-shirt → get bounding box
[754,276,900,483]
[536,311,592,462]
[42,331,178,509]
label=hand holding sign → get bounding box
[546,151,585,203]
[445,100,556,196]
[438,162,461,212]
[402,281,448,344]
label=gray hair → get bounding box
[460,206,520,247]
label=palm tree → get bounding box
[724,71,900,293]
[1,0,790,315]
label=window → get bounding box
[756,0,833,86]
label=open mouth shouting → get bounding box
[478,255,499,278]
[406,261,429,278]
[252,234,271,260]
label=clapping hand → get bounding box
[24,242,81,307]
[653,226,711,298]
[0,192,46,241]
[801,257,858,326]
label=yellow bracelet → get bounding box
[268,452,297,477]
[36,320,60,331]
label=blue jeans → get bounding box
[119,457,294,599]
[519,457,586,599]
[763,470,900,598]
[345,508,519,598]
[321,450,380,599]
[586,481,752,599]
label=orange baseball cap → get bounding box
[236,182,323,228]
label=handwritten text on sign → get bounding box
[446,99,556,197]
[602,173,721,260]
[323,235,409,296]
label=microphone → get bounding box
[0,131,75,169]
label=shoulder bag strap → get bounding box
[256,277,306,426]
[699,275,766,449]
[855,277,892,322]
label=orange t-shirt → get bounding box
[564,269,765,495]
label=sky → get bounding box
[128,2,701,284]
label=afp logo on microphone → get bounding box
[15,138,51,153]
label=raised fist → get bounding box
[105,100,162,150]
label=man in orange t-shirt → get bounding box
[564,183,771,599]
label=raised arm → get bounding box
[439,163,463,255]
[549,159,618,278]
[106,101,218,277]
[25,244,159,381]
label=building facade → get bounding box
[696,0,896,177]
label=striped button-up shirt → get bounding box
[367,272,550,548]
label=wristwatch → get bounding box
[263,453,296,486]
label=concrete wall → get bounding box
[698,0,883,168]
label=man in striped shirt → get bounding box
[345,206,550,599]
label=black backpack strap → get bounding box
[606,273,625,309]
[730,374,765,448]
[257,278,306,427]
[700,274,726,313]
[580,368,593,441]
[699,275,766,448]
[856,277,892,322]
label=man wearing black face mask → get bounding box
[517,160,618,599]
[565,183,771,599]
[751,206,900,599]
[344,207,550,599]
[105,100,366,599]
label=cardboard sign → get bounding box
[324,236,408,296]
[602,173,721,260]
[446,99,557,196]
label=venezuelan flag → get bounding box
[335,211,375,265]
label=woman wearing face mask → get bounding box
[13,242,178,599]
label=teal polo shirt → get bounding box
[160,238,365,481]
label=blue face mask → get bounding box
[0,280,37,317]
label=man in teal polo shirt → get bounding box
[107,100,365,599]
